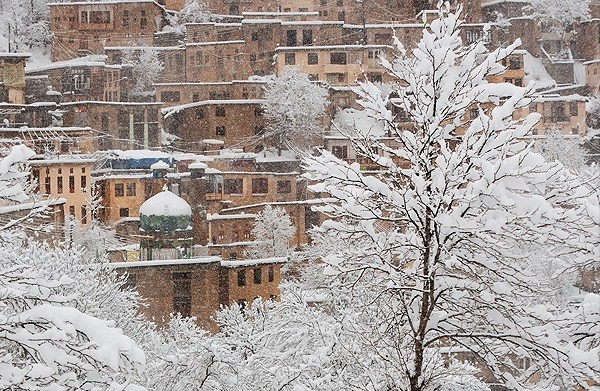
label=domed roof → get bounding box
[139,189,191,217]
[188,161,207,170]
[150,160,170,170]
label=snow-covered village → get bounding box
[0,0,599,388]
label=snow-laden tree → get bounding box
[262,69,328,155]
[0,241,146,391]
[176,0,211,24]
[247,205,296,258]
[304,4,600,390]
[537,129,587,174]
[0,144,34,203]
[0,0,50,51]
[214,282,493,391]
[122,47,164,98]
[528,0,590,36]
[587,95,600,131]
[6,238,229,391]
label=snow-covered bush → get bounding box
[122,47,164,98]
[0,240,146,390]
[247,205,296,258]
[262,69,328,154]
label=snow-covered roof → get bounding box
[0,198,65,214]
[202,139,225,145]
[0,52,31,58]
[110,149,172,159]
[188,161,207,169]
[139,189,192,217]
[185,40,246,46]
[111,256,222,268]
[481,0,530,6]
[48,0,166,10]
[104,45,184,51]
[276,44,393,51]
[532,94,587,102]
[522,51,556,91]
[583,59,600,65]
[0,126,93,133]
[241,19,282,24]
[344,23,422,29]
[155,79,267,86]
[60,101,164,106]
[29,157,96,165]
[242,11,319,16]
[220,257,287,267]
[281,20,345,26]
[219,198,335,213]
[150,160,169,170]
[207,212,257,221]
[25,55,114,73]
[162,99,265,117]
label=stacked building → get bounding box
[0,0,597,330]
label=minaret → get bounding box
[188,161,209,247]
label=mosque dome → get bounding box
[139,189,192,232]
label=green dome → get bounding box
[139,189,192,233]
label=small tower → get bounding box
[150,160,170,196]
[188,161,208,247]
[139,188,193,261]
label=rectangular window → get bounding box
[216,126,226,136]
[570,102,578,116]
[255,125,265,135]
[173,272,191,318]
[224,178,243,194]
[254,107,263,117]
[119,208,129,217]
[285,53,296,65]
[81,175,87,190]
[69,176,75,193]
[332,145,348,159]
[369,73,383,83]
[551,103,568,122]
[196,108,205,119]
[277,180,292,193]
[122,10,128,27]
[286,30,297,46]
[252,178,268,194]
[330,52,347,64]
[337,11,345,21]
[81,205,87,224]
[140,10,147,29]
[126,183,136,196]
[237,269,246,286]
[44,176,51,194]
[253,268,262,284]
[308,74,319,81]
[251,31,259,41]
[509,56,522,70]
[160,91,180,102]
[115,183,124,197]
[268,266,274,282]
[302,30,313,45]
[215,106,226,117]
[326,73,346,84]
[69,205,75,216]
[368,50,381,59]
[57,177,63,194]
[307,52,318,65]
